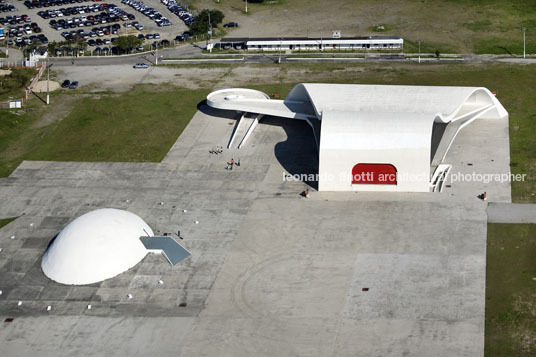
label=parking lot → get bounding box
[1,0,190,55]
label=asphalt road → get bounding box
[2,45,536,67]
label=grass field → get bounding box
[23,88,210,163]
[0,216,17,228]
[1,62,534,202]
[191,0,536,54]
[0,87,210,176]
[0,68,37,102]
[486,223,536,356]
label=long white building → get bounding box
[219,36,404,51]
[206,84,508,192]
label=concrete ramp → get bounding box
[228,112,263,149]
[140,236,191,265]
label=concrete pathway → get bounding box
[487,203,536,223]
[0,48,24,64]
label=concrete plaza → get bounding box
[0,105,513,356]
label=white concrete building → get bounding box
[41,208,153,285]
[219,36,404,51]
[206,84,508,192]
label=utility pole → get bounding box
[278,38,282,63]
[46,62,53,105]
[208,11,213,53]
[417,40,423,63]
[522,27,527,58]
[245,0,248,13]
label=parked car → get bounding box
[223,22,238,28]
[61,79,70,88]
[69,80,78,89]
[133,62,148,68]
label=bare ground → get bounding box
[32,93,80,129]
[32,80,60,93]
[192,0,535,53]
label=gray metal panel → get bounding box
[139,236,191,265]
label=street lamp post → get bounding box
[522,27,527,58]
[245,0,248,13]
[279,38,282,63]
[417,40,423,63]
[46,62,53,105]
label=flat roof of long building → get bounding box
[221,36,403,42]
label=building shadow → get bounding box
[197,103,319,190]
[262,116,319,190]
[197,101,241,120]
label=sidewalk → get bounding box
[487,203,536,223]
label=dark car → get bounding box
[69,81,78,89]
[223,22,238,28]
[61,79,70,88]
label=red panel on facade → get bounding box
[352,163,397,185]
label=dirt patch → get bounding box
[56,65,234,92]
[0,69,12,76]
[192,0,534,53]
[32,94,81,129]
[32,80,60,93]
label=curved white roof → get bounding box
[206,83,508,192]
[42,208,153,285]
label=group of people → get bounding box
[209,146,224,155]
[226,158,240,170]
[209,146,241,170]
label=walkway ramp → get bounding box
[431,104,495,171]
[306,118,321,150]
[487,203,536,223]
[228,112,263,149]
[139,236,191,265]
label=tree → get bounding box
[115,36,142,52]
[67,36,88,52]
[435,49,440,58]
[48,38,87,56]
[190,9,224,36]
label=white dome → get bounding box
[42,208,153,285]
